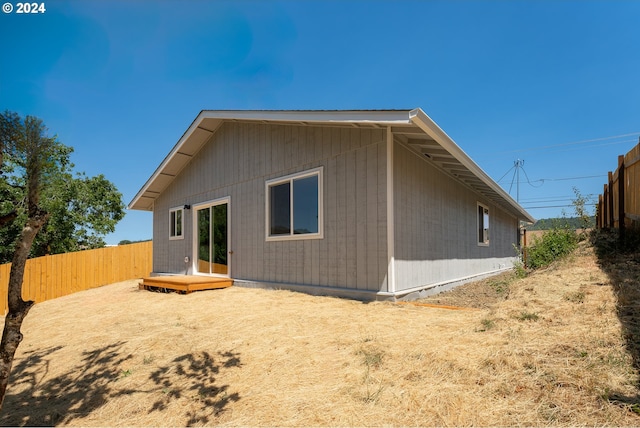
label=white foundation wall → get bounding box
[394,256,516,295]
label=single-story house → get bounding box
[128,108,534,300]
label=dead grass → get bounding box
[1,241,639,426]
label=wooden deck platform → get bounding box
[140,275,233,294]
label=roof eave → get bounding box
[127,111,216,211]
[128,110,416,211]
[196,109,415,125]
[409,108,535,223]
[129,108,535,224]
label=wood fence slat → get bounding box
[598,139,640,232]
[51,254,66,297]
[32,258,38,302]
[22,264,29,302]
[0,241,152,315]
[64,252,78,293]
[0,264,8,313]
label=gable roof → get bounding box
[128,108,534,223]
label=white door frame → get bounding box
[191,196,231,277]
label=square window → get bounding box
[266,168,323,241]
[170,207,184,240]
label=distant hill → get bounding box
[118,239,152,245]
[525,216,596,231]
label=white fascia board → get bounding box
[128,112,215,210]
[198,109,414,126]
[409,108,535,223]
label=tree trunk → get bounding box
[0,212,49,410]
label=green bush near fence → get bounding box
[526,225,578,270]
[524,188,585,270]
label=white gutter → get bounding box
[408,108,535,223]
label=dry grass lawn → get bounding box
[1,241,640,426]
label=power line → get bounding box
[532,139,640,156]
[520,195,599,207]
[523,204,598,209]
[521,199,598,206]
[519,194,597,202]
[502,174,606,185]
[531,174,606,184]
[496,163,516,184]
[499,132,640,154]
[520,193,598,199]
[520,163,543,188]
[497,167,606,185]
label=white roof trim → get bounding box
[409,109,535,223]
[128,108,534,223]
[128,110,415,211]
[197,109,414,125]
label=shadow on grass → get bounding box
[0,342,134,426]
[148,350,241,425]
[0,343,241,426]
[592,229,640,411]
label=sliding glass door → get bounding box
[195,199,229,275]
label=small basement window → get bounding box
[170,207,184,240]
[266,167,323,241]
[478,203,489,246]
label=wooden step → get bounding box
[140,275,233,294]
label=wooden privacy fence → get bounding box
[598,138,640,234]
[0,241,152,314]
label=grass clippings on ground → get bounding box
[1,241,639,426]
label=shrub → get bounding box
[513,258,528,278]
[526,225,578,270]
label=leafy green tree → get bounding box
[29,173,125,257]
[0,111,124,410]
[0,122,125,263]
[571,186,594,237]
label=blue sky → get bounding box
[1,0,639,244]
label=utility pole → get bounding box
[514,159,524,203]
[513,159,526,268]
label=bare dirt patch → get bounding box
[415,271,516,309]
[0,242,639,426]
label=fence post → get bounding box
[608,171,614,228]
[603,183,609,229]
[618,155,626,244]
[523,228,527,269]
[597,194,603,229]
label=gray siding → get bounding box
[153,122,389,292]
[393,142,519,292]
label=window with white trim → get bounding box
[477,203,489,245]
[170,207,184,240]
[266,167,323,241]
